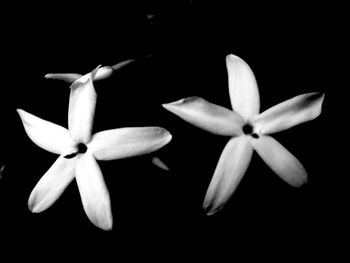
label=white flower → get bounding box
[45,56,170,172]
[162,54,324,215]
[17,67,172,230]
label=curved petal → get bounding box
[152,157,170,171]
[203,136,253,215]
[28,155,76,213]
[226,54,260,120]
[89,127,172,161]
[45,73,83,83]
[68,68,99,143]
[253,92,325,134]
[17,109,74,155]
[0,165,5,179]
[162,96,244,136]
[44,66,114,83]
[111,54,152,71]
[251,135,307,187]
[44,55,151,84]
[93,66,113,80]
[75,153,112,230]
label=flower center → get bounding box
[242,124,259,138]
[77,143,88,154]
[242,124,253,135]
[64,143,88,159]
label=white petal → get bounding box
[28,155,76,213]
[254,92,325,134]
[68,68,99,143]
[203,136,253,215]
[45,73,83,83]
[75,153,112,230]
[226,54,260,120]
[251,135,307,187]
[89,127,172,161]
[93,66,113,80]
[17,109,74,155]
[0,165,5,179]
[111,58,137,71]
[111,54,152,71]
[162,96,244,136]
[45,66,113,83]
[152,157,170,171]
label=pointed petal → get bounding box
[0,165,5,179]
[28,155,76,213]
[75,153,112,230]
[251,135,307,187]
[254,93,325,134]
[111,58,137,71]
[17,109,74,155]
[226,54,260,120]
[45,73,83,83]
[162,97,244,136]
[152,157,170,171]
[203,136,253,215]
[45,66,113,83]
[89,127,172,161]
[68,68,99,143]
[111,54,152,71]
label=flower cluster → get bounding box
[16,54,324,230]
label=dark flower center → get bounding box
[64,143,88,159]
[242,124,253,135]
[77,143,88,153]
[242,124,259,139]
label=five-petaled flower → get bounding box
[17,67,172,230]
[162,54,324,215]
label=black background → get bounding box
[0,1,345,260]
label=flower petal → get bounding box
[89,127,172,161]
[152,157,170,171]
[111,54,152,71]
[45,73,83,83]
[251,135,307,187]
[68,68,99,143]
[162,96,244,136]
[0,165,5,179]
[44,55,152,84]
[44,66,113,83]
[93,66,113,80]
[17,109,74,155]
[203,136,253,215]
[253,92,325,134]
[75,153,112,230]
[28,155,76,213]
[226,54,260,120]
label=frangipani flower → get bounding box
[18,67,172,230]
[162,54,324,215]
[45,56,170,171]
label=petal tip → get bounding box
[16,108,26,119]
[226,54,242,62]
[162,97,199,110]
[291,173,308,188]
[28,199,42,213]
[162,98,185,108]
[94,217,113,231]
[203,204,220,216]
